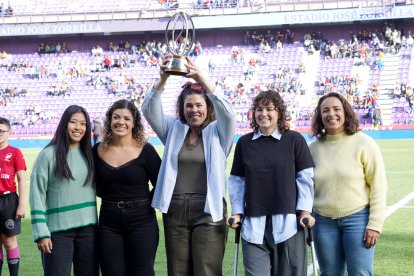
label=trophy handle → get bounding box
[165,12,195,58]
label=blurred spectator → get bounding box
[259,40,271,53]
[103,55,113,71]
[285,28,294,44]
[92,117,102,144]
[55,42,62,53]
[4,1,12,16]
[303,32,312,47]
[406,84,413,111]
[37,43,45,55]
[377,49,385,70]
[40,64,48,79]
[190,41,203,57]
[265,30,275,48]
[407,34,414,47]
[94,45,104,57]
[392,82,402,98]
[124,41,131,53]
[61,42,68,53]
[276,40,283,49]
[307,43,316,55]
[372,104,382,129]
[208,57,215,73]
[108,42,117,52]
[231,46,239,63]
[299,63,305,73]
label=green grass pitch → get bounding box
[5,139,414,275]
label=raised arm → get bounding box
[141,64,173,144]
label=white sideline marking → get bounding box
[386,171,414,174]
[385,191,414,218]
[307,191,414,275]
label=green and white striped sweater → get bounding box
[29,145,97,242]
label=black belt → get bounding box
[0,192,16,197]
[102,198,149,209]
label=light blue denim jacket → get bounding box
[229,129,314,244]
[141,86,235,222]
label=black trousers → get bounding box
[163,194,227,276]
[98,199,159,276]
[41,225,98,276]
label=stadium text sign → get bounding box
[195,5,414,30]
[283,6,414,24]
[0,23,103,36]
[0,5,413,36]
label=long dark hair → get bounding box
[250,90,289,133]
[101,99,146,148]
[311,92,360,140]
[46,105,94,184]
[176,82,215,129]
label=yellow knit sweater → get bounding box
[309,132,387,233]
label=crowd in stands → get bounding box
[1,20,414,133]
[37,42,69,55]
[46,80,73,96]
[219,22,414,129]
[194,0,255,9]
[21,104,57,126]
[0,86,26,106]
[304,21,413,63]
[90,39,204,70]
[84,72,152,108]
[393,80,414,111]
[0,2,13,17]
[243,29,294,50]
[2,101,58,128]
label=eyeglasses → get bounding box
[0,130,9,135]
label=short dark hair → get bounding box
[250,90,289,133]
[310,92,360,140]
[176,82,215,129]
[0,117,11,130]
[102,99,146,147]
[47,105,94,184]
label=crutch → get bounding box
[228,217,241,276]
[303,217,318,276]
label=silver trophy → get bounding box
[164,12,195,76]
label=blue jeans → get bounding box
[313,208,375,276]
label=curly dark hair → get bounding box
[311,92,360,140]
[176,82,215,129]
[101,99,146,148]
[250,90,289,133]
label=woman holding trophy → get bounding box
[141,56,236,275]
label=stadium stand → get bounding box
[0,1,414,137]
